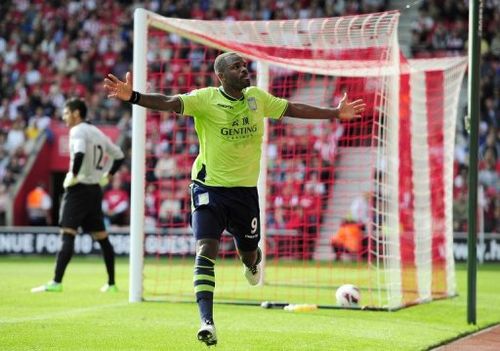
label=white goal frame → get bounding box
[129,8,466,309]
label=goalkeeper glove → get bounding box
[63,173,78,188]
[99,173,110,188]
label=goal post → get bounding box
[129,8,148,303]
[256,60,270,286]
[129,8,467,310]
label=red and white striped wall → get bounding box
[398,57,467,307]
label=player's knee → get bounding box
[60,231,75,251]
[60,228,77,236]
[92,231,108,240]
[196,239,219,260]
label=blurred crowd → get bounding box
[410,0,499,233]
[0,0,498,233]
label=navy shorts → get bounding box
[59,183,106,233]
[190,182,260,252]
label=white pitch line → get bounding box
[0,302,128,324]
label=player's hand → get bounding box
[99,173,110,188]
[63,173,78,189]
[336,93,366,120]
[104,72,133,101]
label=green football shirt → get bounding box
[178,86,288,187]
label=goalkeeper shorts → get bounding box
[59,183,105,233]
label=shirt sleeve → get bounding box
[258,88,288,120]
[70,127,86,154]
[177,89,204,116]
[104,135,124,160]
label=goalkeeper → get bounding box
[31,98,125,294]
[104,52,365,347]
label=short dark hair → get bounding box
[214,52,238,75]
[65,98,87,119]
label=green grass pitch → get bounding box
[1,256,499,351]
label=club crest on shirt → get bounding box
[247,97,257,111]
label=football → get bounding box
[335,284,360,307]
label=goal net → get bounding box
[129,9,467,310]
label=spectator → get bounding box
[299,184,322,237]
[480,127,499,160]
[144,183,159,230]
[304,171,326,197]
[479,147,499,191]
[330,218,363,261]
[28,106,52,133]
[453,190,468,232]
[0,184,8,225]
[0,144,9,176]
[491,32,500,57]
[4,119,25,153]
[102,177,130,227]
[2,169,16,188]
[156,180,183,226]
[481,98,498,130]
[350,192,371,231]
[154,153,178,179]
[26,182,52,226]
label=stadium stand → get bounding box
[410,0,499,233]
[0,0,497,233]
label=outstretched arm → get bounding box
[284,93,366,121]
[103,72,182,113]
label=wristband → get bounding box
[334,108,340,120]
[128,90,141,104]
